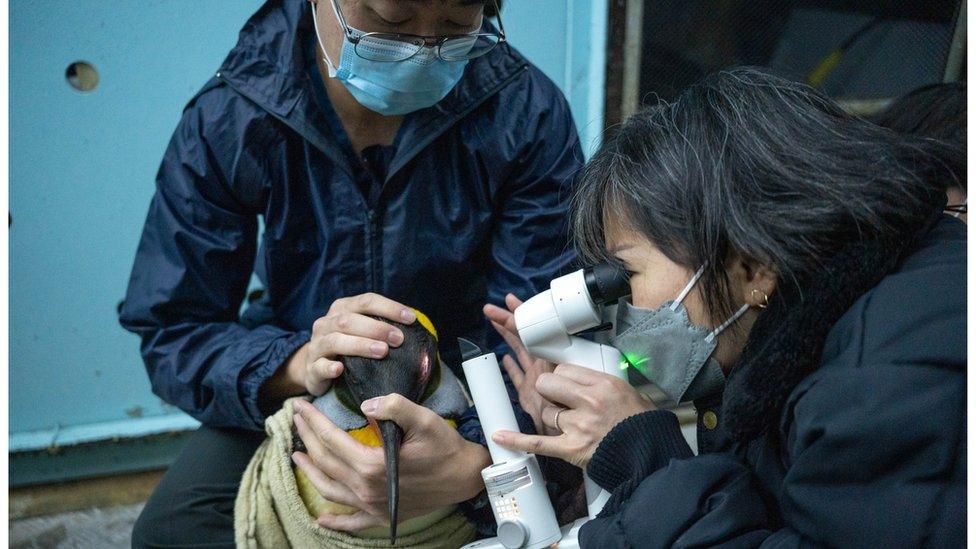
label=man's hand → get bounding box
[291,395,491,531]
[262,293,417,403]
[492,363,655,468]
[484,293,558,435]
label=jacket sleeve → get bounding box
[763,362,965,547]
[458,74,583,441]
[579,362,965,548]
[119,95,309,431]
[465,77,582,433]
[457,78,585,531]
[581,411,771,548]
[484,77,582,336]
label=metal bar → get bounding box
[584,0,610,155]
[564,0,575,95]
[10,431,195,488]
[603,0,629,129]
[10,414,200,453]
[620,0,644,120]
[944,0,966,82]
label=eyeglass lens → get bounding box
[355,33,500,62]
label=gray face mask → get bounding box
[610,267,749,406]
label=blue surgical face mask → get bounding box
[610,266,750,406]
[311,1,470,116]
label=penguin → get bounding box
[292,309,451,545]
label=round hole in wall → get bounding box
[65,61,99,92]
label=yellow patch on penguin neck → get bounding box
[294,419,458,519]
[411,308,438,341]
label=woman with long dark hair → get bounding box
[486,67,965,546]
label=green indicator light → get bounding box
[621,352,650,374]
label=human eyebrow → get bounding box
[607,246,641,274]
[606,244,635,254]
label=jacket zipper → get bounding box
[365,209,380,293]
[217,63,527,296]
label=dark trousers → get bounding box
[131,426,265,548]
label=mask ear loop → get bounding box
[310,1,340,77]
[705,303,750,343]
[951,198,967,219]
[670,265,706,311]
[670,264,755,342]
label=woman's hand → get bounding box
[484,294,559,435]
[291,396,491,531]
[263,293,417,403]
[491,363,655,468]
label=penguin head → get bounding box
[340,311,438,406]
[337,309,440,544]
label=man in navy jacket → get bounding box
[121,0,580,544]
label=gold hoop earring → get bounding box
[751,289,769,309]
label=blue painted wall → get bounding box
[9,0,606,460]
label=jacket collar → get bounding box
[721,187,948,442]
[215,0,527,179]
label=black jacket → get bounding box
[581,217,966,547]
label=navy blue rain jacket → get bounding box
[119,0,581,431]
[579,218,966,547]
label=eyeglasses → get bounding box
[328,0,507,62]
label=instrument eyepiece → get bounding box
[583,262,630,305]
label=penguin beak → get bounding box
[378,420,403,545]
[338,315,438,545]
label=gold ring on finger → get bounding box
[553,407,566,433]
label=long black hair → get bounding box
[871,82,966,192]
[573,67,955,322]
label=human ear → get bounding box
[729,256,777,308]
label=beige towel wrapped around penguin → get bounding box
[234,310,477,548]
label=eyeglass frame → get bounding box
[327,0,507,62]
